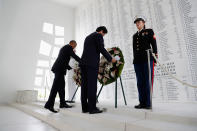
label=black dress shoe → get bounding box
[89,108,103,114]
[134,104,146,109]
[60,102,72,108]
[82,110,89,113]
[82,107,89,113]
[44,105,59,113]
[65,100,75,103]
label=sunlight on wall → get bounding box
[34,22,65,101]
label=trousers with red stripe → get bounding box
[134,61,154,107]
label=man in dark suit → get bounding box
[81,26,116,114]
[44,40,82,113]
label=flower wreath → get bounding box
[73,47,124,86]
[98,47,124,85]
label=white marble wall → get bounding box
[75,0,197,104]
[0,0,75,103]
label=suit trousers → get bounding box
[45,72,66,108]
[80,66,98,112]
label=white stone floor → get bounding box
[0,104,57,131]
[1,102,197,131]
[10,101,197,131]
[99,101,197,117]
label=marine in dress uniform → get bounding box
[133,18,158,109]
[44,40,82,113]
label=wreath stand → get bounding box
[69,76,127,108]
[68,85,80,102]
[97,76,127,108]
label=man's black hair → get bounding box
[69,40,77,44]
[96,26,108,34]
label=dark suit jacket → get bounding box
[81,32,112,69]
[52,44,81,74]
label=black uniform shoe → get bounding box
[144,106,152,110]
[44,105,59,113]
[60,102,72,108]
[134,104,146,109]
[89,107,103,114]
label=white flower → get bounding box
[98,74,102,80]
[103,77,107,83]
[118,61,123,65]
[104,74,110,79]
[115,55,120,61]
[107,48,112,52]
[109,63,113,68]
[111,54,115,57]
[99,67,104,73]
[105,65,110,71]
[114,50,120,54]
[110,71,116,78]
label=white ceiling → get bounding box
[51,0,88,8]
